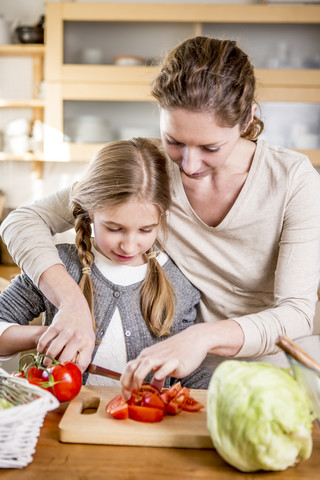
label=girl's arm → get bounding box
[0,187,95,372]
[121,320,243,399]
[0,325,47,356]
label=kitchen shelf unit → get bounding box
[44,2,320,164]
[0,44,45,177]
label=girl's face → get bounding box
[160,108,242,179]
[91,198,160,266]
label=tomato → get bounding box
[106,394,129,419]
[182,395,204,412]
[141,392,165,411]
[26,366,43,379]
[128,405,164,423]
[137,383,160,395]
[46,361,82,402]
[160,382,182,405]
[12,370,26,378]
[27,376,49,389]
[166,387,190,415]
[127,390,144,406]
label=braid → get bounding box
[73,206,96,331]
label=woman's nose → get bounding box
[181,147,202,176]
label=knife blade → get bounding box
[87,364,122,380]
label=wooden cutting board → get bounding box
[59,386,213,449]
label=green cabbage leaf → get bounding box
[207,360,314,472]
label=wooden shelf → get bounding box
[0,99,45,108]
[0,44,45,56]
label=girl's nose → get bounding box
[181,147,202,176]
[120,235,136,254]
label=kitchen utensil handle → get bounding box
[277,336,320,372]
[87,364,122,380]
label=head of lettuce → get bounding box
[207,360,314,472]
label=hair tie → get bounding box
[146,251,157,260]
[82,266,91,275]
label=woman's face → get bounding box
[91,198,160,266]
[160,108,242,179]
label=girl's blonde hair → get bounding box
[152,36,264,140]
[71,137,175,337]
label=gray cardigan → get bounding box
[0,244,212,388]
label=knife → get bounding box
[87,364,122,380]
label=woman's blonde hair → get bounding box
[71,137,175,337]
[152,36,264,140]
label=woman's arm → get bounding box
[0,187,95,371]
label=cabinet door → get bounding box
[44,83,160,162]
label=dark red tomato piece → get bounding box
[106,394,129,419]
[166,387,190,415]
[128,405,164,423]
[137,383,161,395]
[46,361,82,402]
[127,390,144,406]
[160,382,182,405]
[141,392,165,411]
[182,395,204,412]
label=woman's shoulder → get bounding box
[258,138,315,171]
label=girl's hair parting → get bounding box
[71,137,176,337]
[152,36,264,140]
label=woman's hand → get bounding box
[36,264,96,372]
[120,323,212,400]
[37,303,95,372]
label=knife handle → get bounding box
[87,364,122,380]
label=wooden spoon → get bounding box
[277,336,320,373]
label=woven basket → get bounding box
[0,368,59,468]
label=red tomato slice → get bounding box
[127,390,144,406]
[160,382,182,405]
[166,387,190,415]
[137,383,160,395]
[182,395,204,412]
[128,405,164,423]
[106,394,129,419]
[141,392,165,411]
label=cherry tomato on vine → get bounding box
[46,361,82,402]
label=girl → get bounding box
[2,37,320,396]
[0,138,210,389]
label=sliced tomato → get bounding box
[128,405,164,423]
[166,387,190,415]
[137,383,160,395]
[127,390,144,406]
[106,394,129,419]
[182,395,204,412]
[141,392,165,411]
[160,382,182,405]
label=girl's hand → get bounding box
[37,304,95,373]
[120,323,211,400]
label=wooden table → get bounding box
[1,403,320,480]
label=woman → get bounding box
[2,37,320,395]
